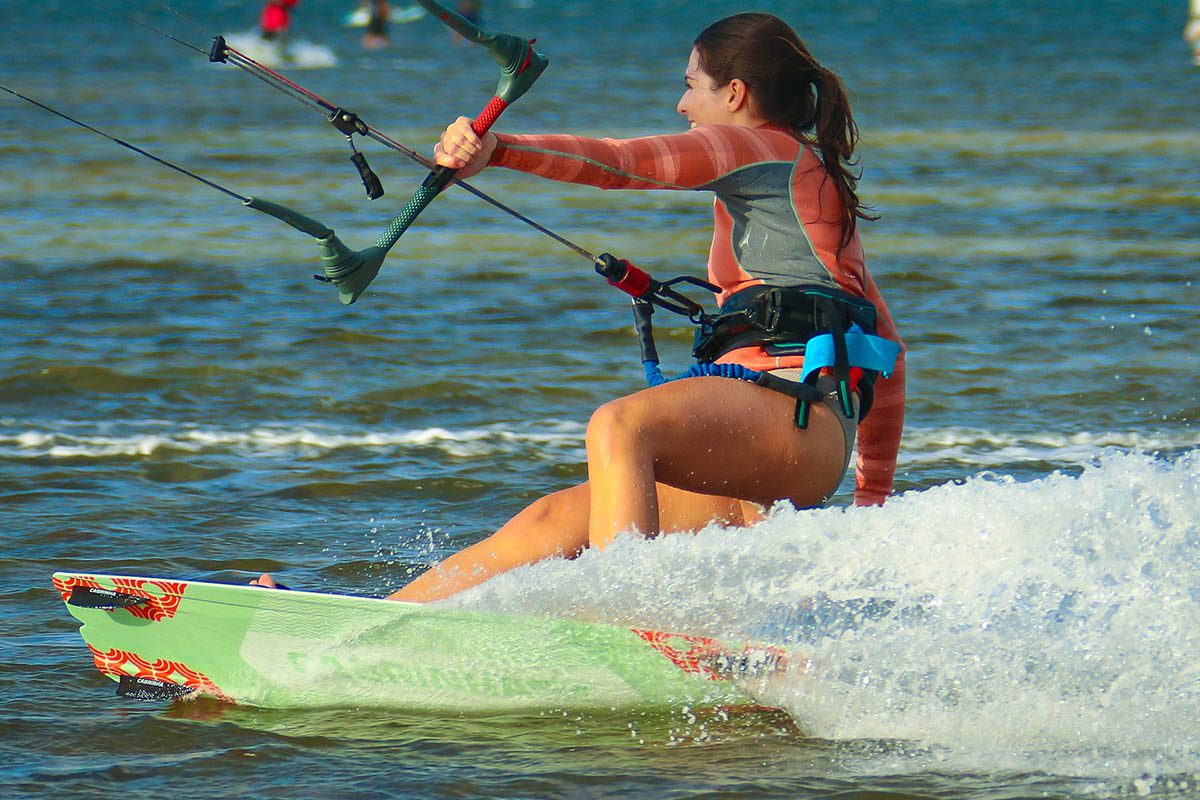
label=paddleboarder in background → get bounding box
[255,13,908,601]
[362,0,390,48]
[260,0,299,42]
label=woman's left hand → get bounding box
[434,116,498,180]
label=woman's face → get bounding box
[676,47,733,128]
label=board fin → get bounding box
[68,585,149,609]
[116,675,196,701]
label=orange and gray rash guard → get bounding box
[490,124,906,506]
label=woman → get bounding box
[259,13,907,601]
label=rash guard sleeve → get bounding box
[855,355,906,506]
[491,127,794,191]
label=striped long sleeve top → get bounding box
[490,123,906,505]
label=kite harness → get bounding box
[595,256,900,429]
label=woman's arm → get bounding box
[853,355,906,506]
[434,116,798,192]
[491,125,796,191]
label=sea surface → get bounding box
[2,0,1198,797]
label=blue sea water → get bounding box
[1,0,1198,797]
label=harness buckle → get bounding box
[761,289,783,332]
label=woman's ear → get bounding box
[725,78,752,113]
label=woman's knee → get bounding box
[584,397,645,458]
[522,485,584,526]
[511,485,590,558]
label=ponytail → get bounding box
[809,66,876,249]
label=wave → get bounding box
[899,426,1197,467]
[456,449,1200,779]
[0,419,1189,469]
[0,419,587,461]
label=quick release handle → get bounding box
[632,300,659,365]
[596,253,654,299]
[596,254,715,322]
[351,152,384,200]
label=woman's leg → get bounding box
[584,377,848,548]
[269,378,847,603]
[388,483,591,602]
[387,479,748,603]
[392,376,848,600]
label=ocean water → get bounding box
[2,0,1198,797]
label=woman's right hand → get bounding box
[434,116,498,180]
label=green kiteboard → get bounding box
[53,572,787,713]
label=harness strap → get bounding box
[755,371,830,429]
[642,359,829,429]
[814,295,855,418]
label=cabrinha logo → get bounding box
[52,574,186,621]
[86,644,228,700]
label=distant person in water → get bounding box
[260,0,299,42]
[1187,0,1200,64]
[363,0,390,49]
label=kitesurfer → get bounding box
[256,13,908,600]
[260,0,299,41]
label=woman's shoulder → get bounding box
[671,123,798,141]
[670,123,803,163]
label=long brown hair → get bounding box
[693,13,876,248]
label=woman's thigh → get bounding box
[592,377,849,508]
[656,482,748,531]
[526,482,745,539]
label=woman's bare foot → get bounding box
[250,573,282,588]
